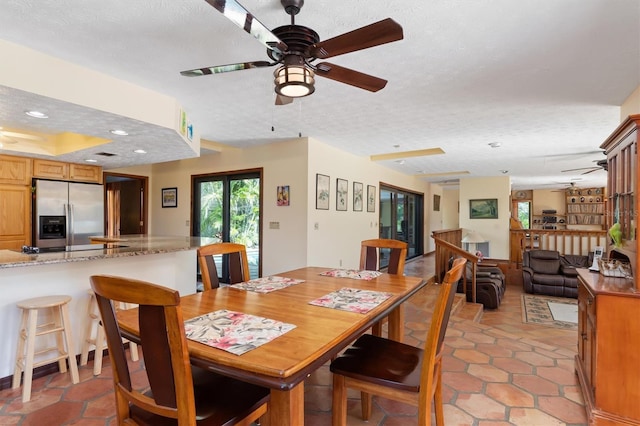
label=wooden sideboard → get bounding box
[576,269,640,425]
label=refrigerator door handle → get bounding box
[67,203,74,246]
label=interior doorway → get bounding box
[104,173,148,236]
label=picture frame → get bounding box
[316,174,330,210]
[353,181,363,211]
[469,198,498,219]
[336,178,348,211]
[433,194,441,212]
[162,187,178,208]
[277,185,290,206]
[367,185,376,212]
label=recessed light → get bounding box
[110,129,129,136]
[133,149,147,154]
[500,170,509,174]
[488,142,501,148]
[25,110,48,118]
[85,159,98,163]
[395,159,405,165]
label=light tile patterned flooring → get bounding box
[0,255,587,425]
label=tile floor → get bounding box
[0,255,587,425]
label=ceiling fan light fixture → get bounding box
[274,65,315,98]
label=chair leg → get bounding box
[371,321,383,337]
[433,363,444,426]
[361,391,373,420]
[21,309,38,402]
[128,340,139,361]
[332,374,347,426]
[12,309,28,390]
[92,323,106,375]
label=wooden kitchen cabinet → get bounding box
[0,154,32,185]
[33,159,102,183]
[0,184,31,250]
[576,269,640,425]
[69,163,102,184]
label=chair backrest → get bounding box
[198,242,250,291]
[90,275,197,424]
[360,238,408,275]
[523,249,561,274]
[419,257,466,401]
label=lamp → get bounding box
[462,230,486,256]
[274,55,315,98]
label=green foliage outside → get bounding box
[199,178,260,249]
[518,202,530,229]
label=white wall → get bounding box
[306,138,430,269]
[621,85,640,118]
[428,185,444,250]
[459,176,511,259]
[441,188,460,231]
[114,138,431,275]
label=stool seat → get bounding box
[16,295,72,310]
[12,294,79,402]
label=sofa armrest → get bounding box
[561,265,578,277]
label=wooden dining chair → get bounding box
[330,257,467,426]
[198,242,250,291]
[90,274,270,426]
[360,238,408,336]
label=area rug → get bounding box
[521,294,578,330]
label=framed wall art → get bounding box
[277,185,290,206]
[469,198,498,219]
[353,181,363,211]
[367,185,376,212]
[336,178,348,211]
[316,174,330,210]
[433,194,441,212]
[162,187,178,208]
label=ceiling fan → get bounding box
[180,0,404,105]
[561,159,608,175]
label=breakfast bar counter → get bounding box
[0,235,214,379]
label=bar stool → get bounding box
[12,295,80,402]
[80,291,139,376]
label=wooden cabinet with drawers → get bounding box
[0,155,103,249]
[33,159,102,184]
[576,270,640,425]
[0,155,33,249]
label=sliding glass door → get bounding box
[379,185,423,267]
[192,170,262,279]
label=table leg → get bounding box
[387,305,405,342]
[269,382,304,425]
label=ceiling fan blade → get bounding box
[275,94,293,105]
[181,61,274,76]
[309,18,403,59]
[203,0,287,54]
[315,62,387,92]
[582,168,602,175]
[561,167,599,172]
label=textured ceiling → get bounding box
[0,0,638,189]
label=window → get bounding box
[379,185,423,267]
[192,170,262,280]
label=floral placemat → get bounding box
[230,276,305,293]
[319,269,383,281]
[309,287,393,313]
[184,309,296,355]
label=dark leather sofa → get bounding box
[457,261,506,309]
[522,250,593,298]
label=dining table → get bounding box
[117,266,425,425]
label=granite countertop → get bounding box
[0,235,216,269]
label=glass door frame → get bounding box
[191,168,263,280]
[379,183,424,265]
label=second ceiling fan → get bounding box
[180,0,404,104]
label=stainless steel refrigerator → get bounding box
[33,179,104,248]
